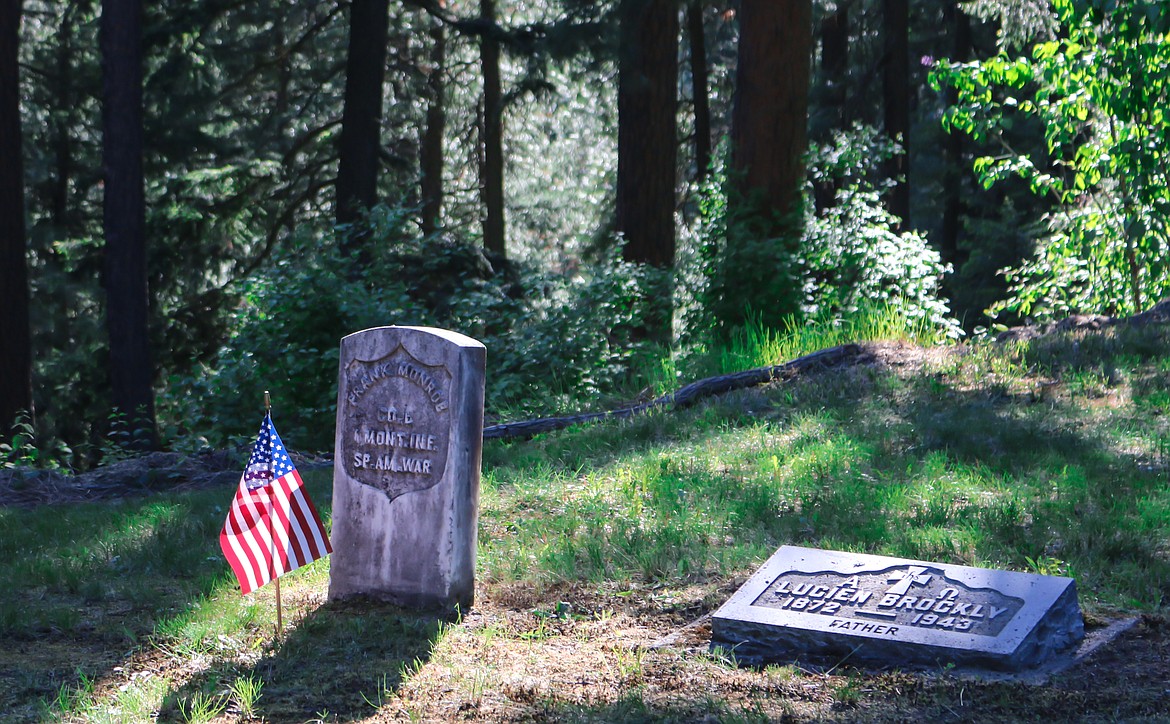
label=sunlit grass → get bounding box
[4,319,1170,720]
[712,303,947,374]
[482,323,1170,615]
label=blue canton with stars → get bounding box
[243,414,296,490]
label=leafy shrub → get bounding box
[468,246,659,415]
[803,128,959,337]
[686,128,960,343]
[158,207,657,451]
[933,0,1170,319]
[690,145,803,341]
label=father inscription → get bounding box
[711,546,1083,671]
[329,326,485,610]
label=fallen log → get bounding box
[483,343,869,441]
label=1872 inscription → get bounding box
[753,565,1024,637]
[343,346,451,501]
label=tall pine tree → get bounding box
[101,0,156,448]
[0,0,32,437]
[616,0,679,269]
[337,0,390,250]
[615,0,679,342]
[712,0,811,334]
[480,0,506,257]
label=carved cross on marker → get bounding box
[887,566,933,596]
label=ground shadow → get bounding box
[157,598,449,723]
[488,338,1170,609]
[0,485,237,722]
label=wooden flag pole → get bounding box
[265,391,283,636]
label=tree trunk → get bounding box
[616,0,679,268]
[686,0,711,183]
[940,1,970,271]
[480,0,506,257]
[420,17,446,238]
[51,3,76,230]
[719,0,812,333]
[731,0,810,220]
[882,0,910,227]
[0,0,32,437]
[101,0,156,449]
[814,2,848,213]
[275,22,290,119]
[336,0,389,242]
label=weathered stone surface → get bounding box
[711,546,1083,671]
[328,326,485,610]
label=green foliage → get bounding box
[1,414,53,470]
[712,305,952,379]
[688,129,959,345]
[479,245,665,415]
[804,190,954,330]
[17,0,357,466]
[160,208,434,451]
[962,0,1059,51]
[692,147,803,340]
[933,0,1170,319]
[804,126,961,336]
[178,690,228,724]
[228,674,264,718]
[159,206,658,451]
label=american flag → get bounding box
[219,414,331,595]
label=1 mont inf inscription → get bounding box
[344,347,452,501]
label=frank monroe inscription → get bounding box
[711,546,1083,671]
[343,350,452,500]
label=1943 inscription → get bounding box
[343,347,452,501]
[752,565,1025,637]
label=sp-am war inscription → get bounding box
[344,349,451,500]
[711,546,1083,671]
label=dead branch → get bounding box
[483,343,868,441]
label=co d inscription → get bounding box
[343,348,452,501]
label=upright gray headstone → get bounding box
[328,326,486,610]
[711,546,1083,671]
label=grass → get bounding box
[3,314,1170,720]
[712,305,948,373]
[227,673,263,718]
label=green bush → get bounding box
[686,128,960,344]
[690,147,803,341]
[933,0,1170,319]
[158,207,657,451]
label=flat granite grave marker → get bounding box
[711,546,1083,671]
[328,326,485,610]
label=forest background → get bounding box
[2,0,1168,469]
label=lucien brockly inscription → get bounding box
[754,564,1024,636]
[711,545,1084,671]
[343,347,453,501]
